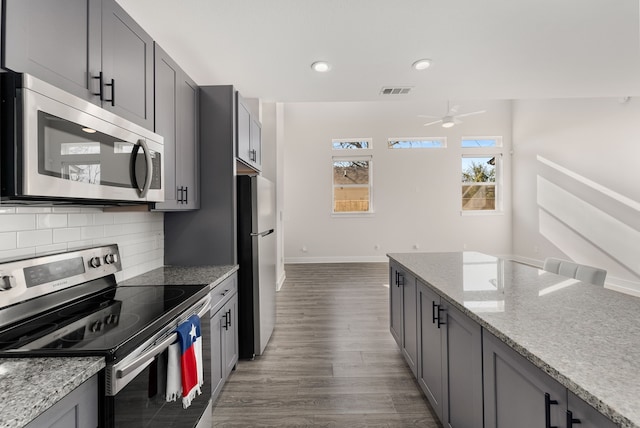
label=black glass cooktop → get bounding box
[0,284,209,360]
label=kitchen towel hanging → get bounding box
[165,314,204,408]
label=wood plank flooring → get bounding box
[211,263,441,427]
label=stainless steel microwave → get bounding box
[1,73,164,204]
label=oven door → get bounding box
[104,300,212,427]
[8,74,164,203]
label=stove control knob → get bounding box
[0,275,16,291]
[89,257,102,268]
[105,314,119,325]
[104,253,118,265]
[91,320,104,332]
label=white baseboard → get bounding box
[284,255,389,264]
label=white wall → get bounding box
[282,100,513,263]
[0,207,164,281]
[512,97,640,294]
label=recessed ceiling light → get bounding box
[412,59,432,70]
[82,127,97,134]
[311,61,331,72]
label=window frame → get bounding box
[331,138,373,150]
[331,154,374,216]
[387,137,447,149]
[460,136,503,215]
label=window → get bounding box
[332,156,372,213]
[461,137,502,212]
[388,137,446,149]
[332,139,371,150]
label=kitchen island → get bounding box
[388,251,640,428]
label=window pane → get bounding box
[388,138,445,149]
[333,160,369,185]
[461,138,500,148]
[332,140,370,150]
[462,184,495,210]
[462,157,495,183]
[334,186,369,212]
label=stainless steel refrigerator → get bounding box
[237,175,276,359]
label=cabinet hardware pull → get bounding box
[432,301,438,324]
[545,393,559,428]
[177,186,183,203]
[397,273,404,286]
[395,271,399,286]
[222,312,229,330]
[566,410,581,427]
[105,78,115,106]
[93,72,104,100]
[184,186,188,204]
[226,309,231,328]
[437,306,446,328]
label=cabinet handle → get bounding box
[92,72,104,100]
[222,312,229,330]
[184,186,188,204]
[105,78,115,106]
[566,410,581,427]
[226,309,231,328]
[432,301,438,324]
[437,306,446,328]
[177,186,183,203]
[397,273,404,286]
[545,393,559,428]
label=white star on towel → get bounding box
[189,323,197,341]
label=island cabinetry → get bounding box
[24,374,98,428]
[389,261,418,376]
[3,0,154,130]
[567,391,617,428]
[210,273,239,403]
[418,280,483,427]
[153,43,199,211]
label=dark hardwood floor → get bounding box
[211,263,440,427]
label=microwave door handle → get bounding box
[131,139,153,198]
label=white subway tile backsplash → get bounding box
[37,214,68,229]
[0,208,164,280]
[53,228,82,243]
[17,229,52,248]
[0,232,17,250]
[0,214,36,232]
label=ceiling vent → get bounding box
[380,86,412,95]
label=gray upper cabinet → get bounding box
[3,0,154,130]
[236,92,262,172]
[3,0,102,101]
[101,0,154,129]
[153,43,199,211]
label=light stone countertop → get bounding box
[0,357,105,428]
[1,264,237,427]
[388,251,640,428]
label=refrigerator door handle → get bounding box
[251,229,275,238]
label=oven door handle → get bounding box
[115,295,211,380]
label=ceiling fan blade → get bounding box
[423,119,443,127]
[455,110,486,119]
[449,104,460,114]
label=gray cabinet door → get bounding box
[250,117,262,170]
[417,281,444,421]
[389,263,403,347]
[483,331,566,428]
[210,305,225,402]
[101,0,154,129]
[222,293,239,378]
[440,302,483,428]
[236,93,252,166]
[25,375,98,428]
[153,43,200,211]
[401,269,417,376]
[567,392,617,428]
[3,0,102,102]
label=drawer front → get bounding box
[210,273,237,314]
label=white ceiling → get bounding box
[116,0,640,103]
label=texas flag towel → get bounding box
[166,314,204,408]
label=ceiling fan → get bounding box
[419,101,486,128]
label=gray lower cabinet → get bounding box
[25,374,98,428]
[389,261,417,376]
[153,43,199,210]
[484,331,617,428]
[417,281,483,427]
[210,274,239,403]
[3,0,154,130]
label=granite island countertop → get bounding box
[1,264,237,427]
[0,357,104,428]
[388,251,640,428]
